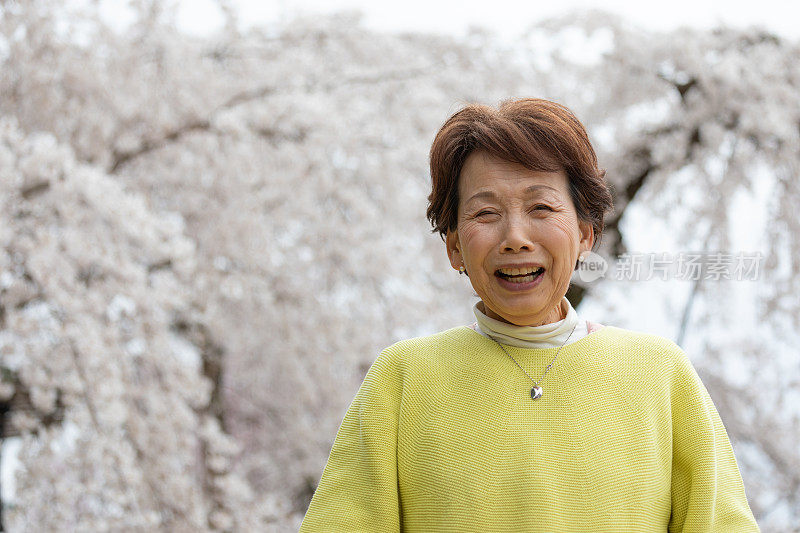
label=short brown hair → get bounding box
[427,98,613,249]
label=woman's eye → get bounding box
[532,205,552,211]
[476,210,496,217]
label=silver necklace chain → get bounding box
[488,322,578,400]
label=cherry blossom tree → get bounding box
[1,1,798,531]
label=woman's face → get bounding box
[446,151,594,326]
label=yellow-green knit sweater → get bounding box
[300,325,759,532]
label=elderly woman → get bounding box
[299,99,759,531]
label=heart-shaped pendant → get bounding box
[531,386,543,400]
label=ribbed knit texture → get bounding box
[300,325,760,532]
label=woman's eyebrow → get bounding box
[525,185,559,195]
[466,185,558,204]
[465,190,497,204]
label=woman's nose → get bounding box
[501,217,533,252]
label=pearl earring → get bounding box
[459,265,466,273]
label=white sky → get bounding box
[173,0,800,40]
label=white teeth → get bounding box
[507,273,539,283]
[498,267,543,276]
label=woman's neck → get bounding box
[478,300,566,327]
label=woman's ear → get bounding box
[578,219,595,254]
[445,230,462,271]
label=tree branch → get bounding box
[108,65,435,174]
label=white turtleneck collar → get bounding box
[472,296,591,349]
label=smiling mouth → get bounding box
[495,267,545,283]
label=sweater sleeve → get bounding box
[667,346,760,532]
[299,346,403,533]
